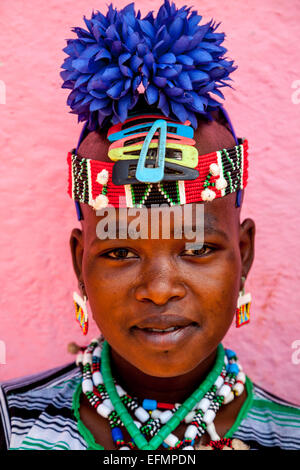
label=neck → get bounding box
[109,346,218,404]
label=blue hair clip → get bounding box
[108,121,193,143]
[135,119,167,183]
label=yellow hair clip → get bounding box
[108,142,198,169]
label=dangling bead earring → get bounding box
[73,282,88,335]
[236,276,251,328]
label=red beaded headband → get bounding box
[67,138,248,209]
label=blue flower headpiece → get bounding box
[61,0,237,130]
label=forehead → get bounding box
[80,193,240,245]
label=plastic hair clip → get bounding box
[108,121,194,142]
[108,142,198,168]
[112,158,199,185]
[107,115,190,138]
[108,133,195,150]
[135,119,167,183]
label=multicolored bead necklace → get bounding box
[76,337,246,450]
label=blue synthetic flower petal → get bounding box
[153,76,168,87]
[189,70,210,83]
[94,49,112,61]
[74,74,92,89]
[171,101,188,122]
[172,36,190,55]
[145,84,159,104]
[177,71,193,90]
[89,98,109,111]
[188,49,213,64]
[158,53,176,64]
[176,54,194,66]
[107,81,124,99]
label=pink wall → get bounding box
[0,0,300,404]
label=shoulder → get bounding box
[233,377,300,450]
[0,362,87,450]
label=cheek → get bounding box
[82,254,135,331]
[192,250,241,331]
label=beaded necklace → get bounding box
[76,337,246,451]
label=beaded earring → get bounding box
[236,277,251,328]
[73,283,88,335]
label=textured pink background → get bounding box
[0,1,299,404]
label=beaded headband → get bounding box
[67,114,248,210]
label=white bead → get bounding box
[223,391,234,404]
[185,424,198,440]
[215,177,228,190]
[115,384,126,396]
[217,384,231,398]
[133,420,142,429]
[201,188,216,201]
[96,169,109,185]
[184,411,196,423]
[209,163,220,176]
[160,410,173,424]
[197,397,210,412]
[102,398,114,411]
[150,410,161,420]
[75,352,83,366]
[82,379,93,393]
[236,371,246,384]
[206,422,220,441]
[164,433,178,447]
[134,407,149,423]
[96,403,112,418]
[92,372,103,386]
[119,446,130,450]
[203,409,216,424]
[93,346,102,358]
[182,446,194,450]
[82,352,92,365]
[232,382,244,396]
[91,194,109,210]
[214,376,224,389]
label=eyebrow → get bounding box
[170,224,229,241]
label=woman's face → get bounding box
[70,193,255,378]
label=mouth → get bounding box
[138,326,183,333]
[131,318,199,349]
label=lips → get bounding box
[133,314,196,331]
[132,314,198,350]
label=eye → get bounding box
[101,248,138,260]
[181,245,214,257]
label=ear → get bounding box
[69,228,84,288]
[239,218,255,289]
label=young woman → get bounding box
[1,1,299,451]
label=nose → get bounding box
[134,256,187,306]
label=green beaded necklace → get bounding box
[101,340,225,450]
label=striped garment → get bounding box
[1,361,300,450]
